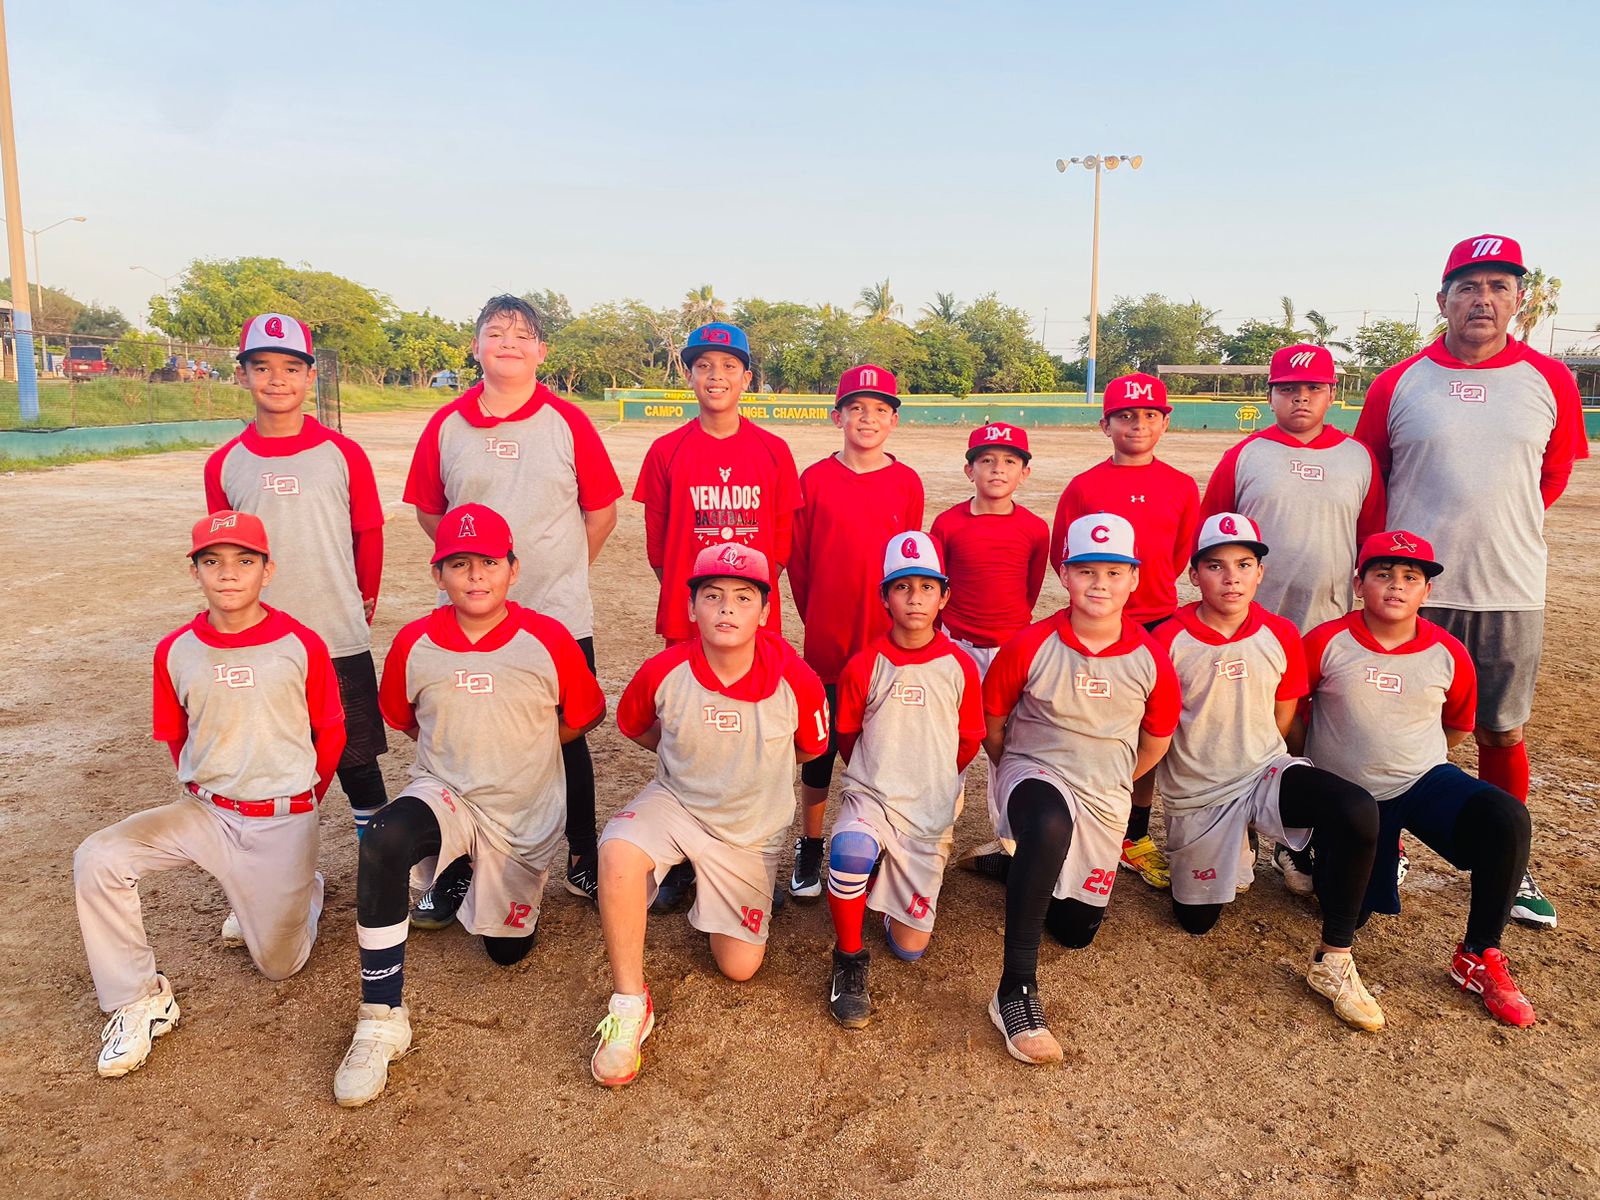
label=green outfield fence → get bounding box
[611,389,1600,437]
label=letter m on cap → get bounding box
[1472,237,1504,258]
[1289,351,1315,369]
[984,425,1012,441]
[1127,382,1152,401]
[210,514,238,531]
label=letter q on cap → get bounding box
[882,530,947,584]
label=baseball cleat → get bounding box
[220,910,246,947]
[1396,839,1410,888]
[333,1003,412,1107]
[1509,871,1557,928]
[989,984,1063,1065]
[591,990,654,1087]
[1272,843,1315,897]
[829,948,872,1029]
[1305,951,1385,1032]
[98,974,180,1078]
[1119,835,1171,889]
[1236,832,1257,893]
[410,858,472,930]
[955,840,1012,883]
[1451,944,1536,1027]
[650,863,695,913]
[789,836,824,901]
[564,852,599,905]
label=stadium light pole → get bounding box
[3,215,88,318]
[0,0,40,420]
[130,265,175,351]
[1055,153,1143,406]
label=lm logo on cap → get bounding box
[1124,382,1154,402]
[1471,237,1504,258]
[983,425,1013,442]
[1289,351,1316,369]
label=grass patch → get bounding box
[0,438,218,473]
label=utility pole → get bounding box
[0,0,38,419]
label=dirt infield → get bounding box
[2,412,1596,1199]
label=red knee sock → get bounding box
[1478,742,1529,804]
[829,892,867,954]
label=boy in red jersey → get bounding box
[590,544,828,1086]
[74,512,345,1079]
[1296,532,1537,1027]
[788,364,924,901]
[1051,374,1198,891]
[823,532,984,1028]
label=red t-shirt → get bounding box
[789,454,924,682]
[632,417,803,641]
[1051,458,1200,624]
[929,500,1050,648]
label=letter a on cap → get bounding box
[458,513,477,538]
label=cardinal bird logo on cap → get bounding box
[264,316,285,339]
[716,545,746,568]
[458,513,478,538]
[1390,533,1418,553]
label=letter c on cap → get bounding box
[1091,524,1111,544]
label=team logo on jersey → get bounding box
[719,467,732,483]
[690,483,763,545]
[1129,494,1146,503]
[702,703,743,733]
[452,669,495,694]
[1363,666,1403,695]
[264,315,285,339]
[211,664,255,689]
[438,787,457,813]
[1073,671,1112,698]
[1470,236,1504,259]
[1289,351,1317,370]
[982,424,1013,443]
[1449,381,1486,404]
[484,436,521,459]
[889,679,928,707]
[260,472,300,496]
[1213,658,1249,681]
[1289,460,1325,481]
[210,514,238,532]
[1192,868,1217,881]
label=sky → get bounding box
[10,0,1600,356]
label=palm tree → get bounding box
[1304,310,1352,352]
[921,292,961,323]
[855,278,902,323]
[680,284,725,330]
[1514,267,1561,345]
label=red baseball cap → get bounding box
[1102,373,1171,416]
[1357,530,1443,578]
[687,542,772,594]
[239,313,315,364]
[1268,344,1337,386]
[966,422,1031,462]
[835,363,899,409]
[191,510,270,557]
[1442,234,1527,284]
[432,504,513,564]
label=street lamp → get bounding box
[1055,153,1143,406]
[130,265,176,350]
[0,214,87,321]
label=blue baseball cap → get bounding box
[682,322,751,370]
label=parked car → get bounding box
[429,369,459,389]
[65,345,110,379]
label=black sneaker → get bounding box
[956,839,1012,883]
[988,983,1062,1064]
[410,856,473,930]
[829,947,871,1028]
[789,836,824,900]
[650,862,695,913]
[564,852,599,905]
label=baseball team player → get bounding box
[74,512,345,1078]
[1151,513,1384,1031]
[632,322,803,911]
[1051,374,1198,891]
[1354,234,1588,928]
[403,294,622,920]
[333,504,607,1106]
[788,364,924,902]
[823,532,984,1028]
[591,543,828,1087]
[931,423,1050,880]
[205,315,390,851]
[1296,531,1538,1026]
[980,513,1180,1064]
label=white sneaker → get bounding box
[333,1004,412,1107]
[220,910,245,948]
[1306,951,1385,1032]
[1236,833,1257,893]
[98,974,180,1078]
[591,990,654,1087]
[1272,843,1315,897]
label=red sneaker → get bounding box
[1450,944,1536,1027]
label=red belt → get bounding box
[187,782,315,817]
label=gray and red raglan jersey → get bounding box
[1199,427,1385,632]
[1356,337,1589,612]
[983,610,1181,814]
[616,631,829,852]
[1302,612,1476,801]
[380,603,606,862]
[1150,603,1307,811]
[153,607,343,801]
[834,631,985,840]
[403,383,623,639]
[205,417,384,657]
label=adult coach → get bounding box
[404,295,623,910]
[1355,234,1589,928]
